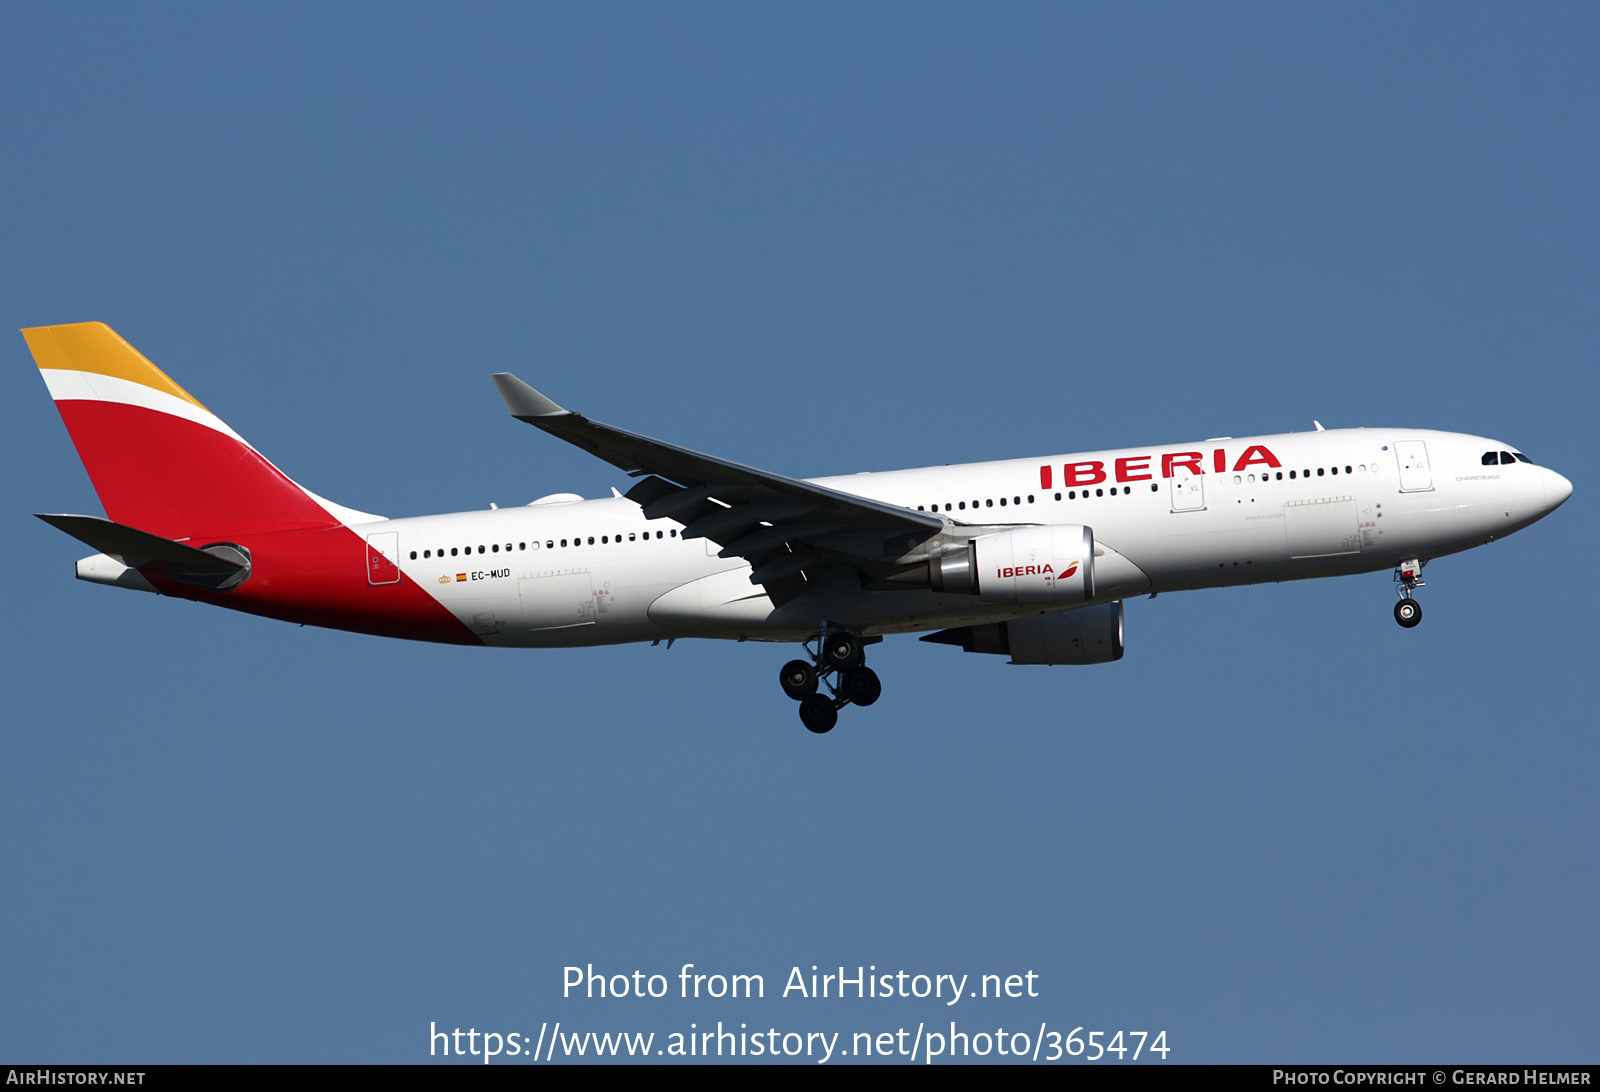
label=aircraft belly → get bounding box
[1088,541,1152,599]
[647,565,783,637]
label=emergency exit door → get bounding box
[366,531,400,585]
[1394,440,1433,492]
[1170,469,1205,512]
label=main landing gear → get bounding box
[1393,558,1425,629]
[778,630,882,734]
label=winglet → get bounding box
[492,373,568,418]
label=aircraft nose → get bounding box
[1545,468,1573,510]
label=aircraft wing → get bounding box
[492,373,944,604]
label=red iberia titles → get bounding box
[1042,444,1281,487]
[997,561,1080,580]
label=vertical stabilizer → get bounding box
[24,323,365,539]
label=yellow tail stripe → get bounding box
[21,322,209,412]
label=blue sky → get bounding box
[2,3,1595,1064]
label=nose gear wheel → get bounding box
[1392,558,1426,629]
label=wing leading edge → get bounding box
[491,373,945,605]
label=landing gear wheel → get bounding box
[1394,599,1422,628]
[839,666,882,707]
[779,659,818,700]
[798,695,838,734]
[822,631,864,670]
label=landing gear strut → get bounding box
[1393,558,1425,629]
[778,630,882,733]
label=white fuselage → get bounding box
[370,428,1570,647]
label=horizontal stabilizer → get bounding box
[37,513,248,588]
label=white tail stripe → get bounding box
[41,368,249,445]
[40,367,387,528]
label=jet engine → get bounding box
[920,600,1124,665]
[927,524,1095,604]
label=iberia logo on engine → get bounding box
[998,560,1080,580]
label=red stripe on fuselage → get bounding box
[148,523,480,645]
[54,399,339,540]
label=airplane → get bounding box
[26,322,1573,733]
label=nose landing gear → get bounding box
[779,630,882,733]
[1393,558,1425,628]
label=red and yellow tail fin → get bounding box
[24,322,365,539]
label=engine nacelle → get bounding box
[921,601,1125,665]
[929,524,1095,604]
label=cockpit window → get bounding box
[1500,451,1517,465]
[1514,452,1534,464]
[1482,451,1498,465]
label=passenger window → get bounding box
[546,540,554,548]
[998,497,1006,506]
[450,548,458,556]
[1317,468,1324,476]
[1289,471,1296,479]
[959,501,966,510]
[492,544,499,552]
[985,499,993,508]
[1054,493,1062,501]
[409,551,417,560]
[1095,488,1103,497]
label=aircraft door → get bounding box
[1170,469,1205,512]
[519,569,596,630]
[366,531,400,585]
[1395,440,1433,492]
